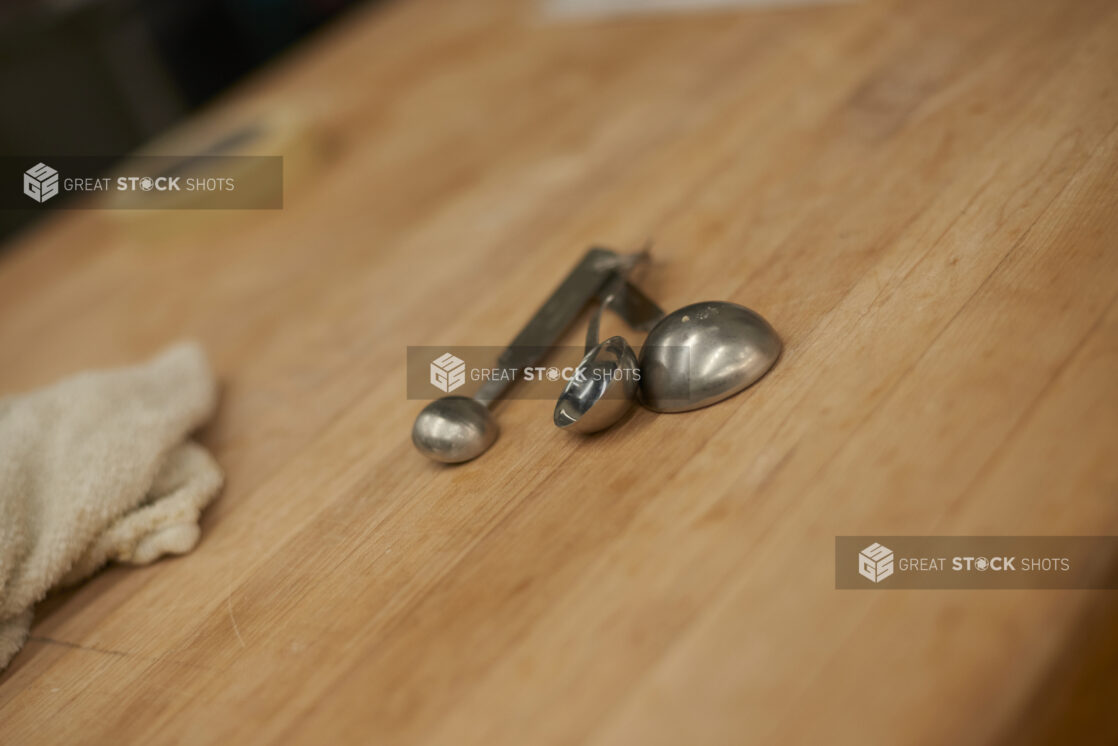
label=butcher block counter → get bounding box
[1,0,1117,743]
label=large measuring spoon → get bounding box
[638,301,781,413]
[413,248,636,463]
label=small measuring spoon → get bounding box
[553,252,660,434]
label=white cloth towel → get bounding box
[0,342,222,668]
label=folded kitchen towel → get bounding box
[0,342,222,669]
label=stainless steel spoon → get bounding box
[413,248,633,463]
[553,253,660,433]
[638,301,781,413]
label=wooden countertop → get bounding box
[2,0,1117,742]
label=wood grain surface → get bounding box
[2,0,1117,743]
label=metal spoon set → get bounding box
[412,247,781,463]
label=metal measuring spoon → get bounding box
[638,301,781,413]
[553,253,661,434]
[413,248,634,463]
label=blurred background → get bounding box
[0,0,369,241]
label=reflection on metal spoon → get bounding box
[638,301,781,413]
[412,396,498,463]
[554,251,656,434]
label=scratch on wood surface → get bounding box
[27,636,216,672]
[227,585,246,649]
[227,596,246,648]
[28,636,130,658]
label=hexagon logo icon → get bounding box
[24,162,59,203]
[858,542,894,583]
[430,352,466,393]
